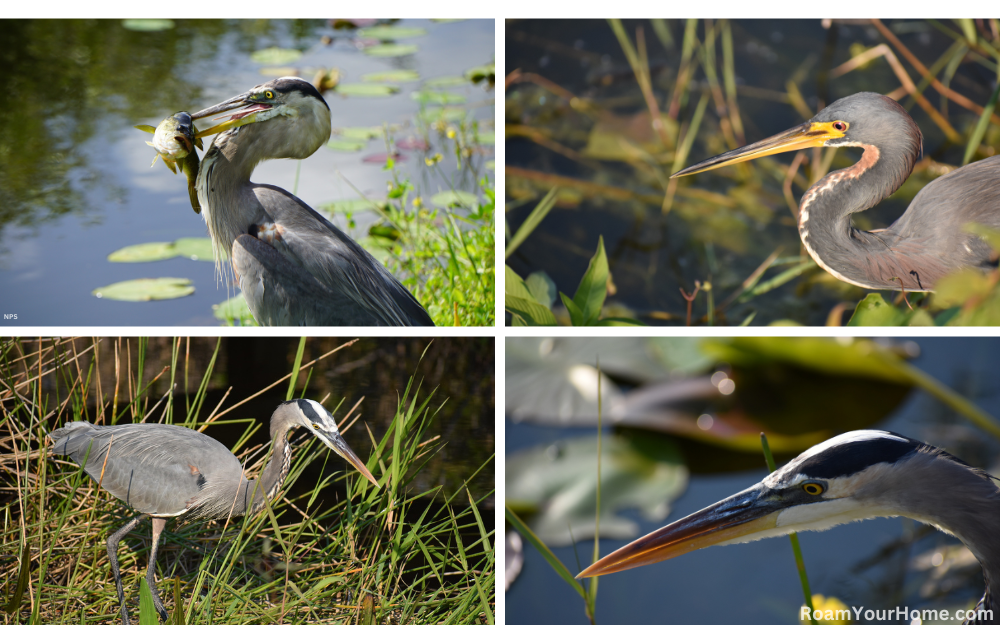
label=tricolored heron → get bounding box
[188,77,434,326]
[48,399,380,625]
[578,430,998,623]
[672,92,1000,291]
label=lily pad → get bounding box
[108,242,177,263]
[506,433,688,545]
[430,190,478,209]
[320,198,387,214]
[363,44,419,58]
[93,278,194,302]
[465,62,495,84]
[171,237,215,261]
[258,66,300,77]
[475,129,495,145]
[327,139,368,152]
[411,91,466,105]
[416,106,468,123]
[122,19,174,32]
[357,26,427,40]
[336,83,400,98]
[424,75,468,89]
[251,47,303,65]
[362,70,420,83]
[212,294,255,324]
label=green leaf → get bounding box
[171,237,215,261]
[108,242,177,263]
[139,579,158,625]
[363,44,419,58]
[560,291,586,326]
[212,294,254,321]
[525,271,556,309]
[2,544,29,614]
[250,47,303,65]
[847,293,909,326]
[327,139,368,152]
[362,70,421,83]
[93,278,195,302]
[572,236,609,324]
[416,106,468,123]
[358,26,427,40]
[336,83,400,97]
[596,317,647,326]
[430,190,478,209]
[505,507,586,598]
[339,126,385,140]
[122,19,174,32]
[506,434,688,545]
[424,75,468,89]
[505,266,556,326]
[465,62,495,83]
[411,90,467,105]
[475,129,496,145]
[505,187,557,259]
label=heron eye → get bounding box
[802,482,825,496]
[833,121,848,132]
[312,423,319,429]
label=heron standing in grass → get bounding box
[673,92,1000,292]
[579,430,1000,623]
[48,399,380,625]
[186,76,433,326]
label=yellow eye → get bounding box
[265,90,274,99]
[802,482,825,496]
[312,423,319,429]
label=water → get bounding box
[505,337,1000,624]
[0,19,495,326]
[505,19,998,326]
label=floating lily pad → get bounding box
[340,126,384,141]
[327,139,367,152]
[362,70,421,83]
[357,26,427,40]
[465,62,495,84]
[321,198,387,214]
[363,44,419,58]
[475,129,495,145]
[336,83,400,98]
[212,294,255,323]
[108,242,177,263]
[506,433,688,545]
[417,107,468,123]
[411,91,466,105]
[251,47,303,65]
[485,160,495,170]
[424,75,467,89]
[171,237,216,261]
[93,278,194,302]
[430,190,478,209]
[122,19,174,32]
[258,66,299,77]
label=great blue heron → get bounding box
[186,76,434,326]
[48,399,380,625]
[578,430,998,623]
[672,92,1000,292]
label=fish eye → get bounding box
[802,481,825,496]
[833,121,848,132]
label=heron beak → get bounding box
[191,92,272,138]
[670,121,847,178]
[577,484,782,578]
[317,430,380,488]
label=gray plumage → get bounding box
[48,399,379,625]
[580,430,1000,623]
[191,77,434,326]
[674,92,1000,291]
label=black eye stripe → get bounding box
[295,398,323,425]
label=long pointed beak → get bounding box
[671,121,845,178]
[577,484,782,578]
[190,91,271,139]
[318,430,380,488]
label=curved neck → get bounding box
[242,429,293,516]
[797,141,925,290]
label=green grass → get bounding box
[0,337,494,624]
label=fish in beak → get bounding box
[191,90,273,138]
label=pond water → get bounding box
[0,19,494,326]
[505,337,1000,624]
[505,19,999,326]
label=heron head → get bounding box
[192,77,332,160]
[280,398,379,488]
[671,92,921,179]
[577,430,975,578]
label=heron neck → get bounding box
[796,141,922,290]
[244,430,292,516]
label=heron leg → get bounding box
[146,517,169,622]
[106,513,148,625]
